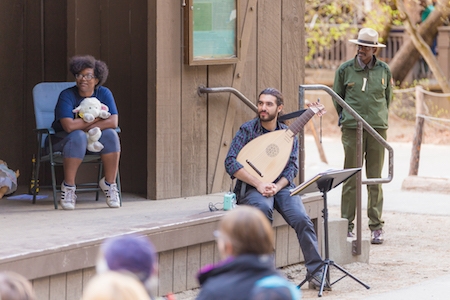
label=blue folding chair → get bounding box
[31,82,121,209]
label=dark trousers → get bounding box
[238,185,323,275]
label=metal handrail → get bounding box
[198,85,257,112]
[198,84,394,256]
[299,84,394,255]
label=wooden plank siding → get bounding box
[181,65,208,196]
[209,0,259,193]
[2,0,148,195]
[154,0,183,199]
[258,0,282,90]
[0,0,27,187]
[0,0,306,199]
[173,247,188,294]
[147,0,158,198]
[32,268,95,300]
[66,270,83,300]
[281,0,304,114]
[0,194,322,299]
[206,65,235,192]
[101,0,148,194]
[186,244,202,290]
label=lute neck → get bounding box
[287,108,315,135]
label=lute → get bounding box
[236,104,323,183]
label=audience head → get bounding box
[216,206,275,259]
[82,271,150,300]
[96,234,158,296]
[69,55,109,86]
[0,271,36,300]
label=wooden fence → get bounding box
[306,26,406,69]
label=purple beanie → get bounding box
[101,234,156,283]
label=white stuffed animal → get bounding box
[73,97,111,123]
[72,97,111,152]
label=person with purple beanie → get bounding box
[95,234,165,299]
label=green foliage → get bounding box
[305,0,401,62]
[364,0,402,41]
[305,1,359,62]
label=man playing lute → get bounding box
[225,87,328,289]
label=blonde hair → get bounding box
[0,271,36,300]
[82,271,150,300]
[219,206,275,256]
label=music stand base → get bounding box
[292,168,368,297]
[297,259,370,297]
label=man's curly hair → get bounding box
[69,55,109,86]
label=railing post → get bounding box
[299,86,305,184]
[353,121,363,255]
[409,86,425,176]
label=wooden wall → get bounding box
[29,228,302,299]
[0,0,305,200]
[0,0,68,192]
[0,0,148,194]
[67,0,149,194]
[152,0,305,199]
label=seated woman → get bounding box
[52,55,121,210]
[196,206,301,300]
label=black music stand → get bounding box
[290,168,370,297]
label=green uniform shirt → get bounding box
[333,55,392,129]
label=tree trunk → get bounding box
[390,0,450,83]
[396,0,450,93]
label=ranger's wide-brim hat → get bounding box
[349,28,386,48]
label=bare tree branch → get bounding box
[390,0,450,86]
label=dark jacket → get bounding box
[196,254,300,300]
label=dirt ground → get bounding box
[173,114,450,299]
[174,210,450,300]
[283,208,450,299]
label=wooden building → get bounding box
[0,0,305,199]
[0,3,374,299]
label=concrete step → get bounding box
[328,218,370,265]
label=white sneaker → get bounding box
[99,177,120,208]
[60,183,76,210]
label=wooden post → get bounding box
[409,86,425,176]
[308,121,328,164]
[437,26,450,81]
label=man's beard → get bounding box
[258,111,277,122]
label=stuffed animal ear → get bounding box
[72,106,81,113]
[100,104,109,112]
